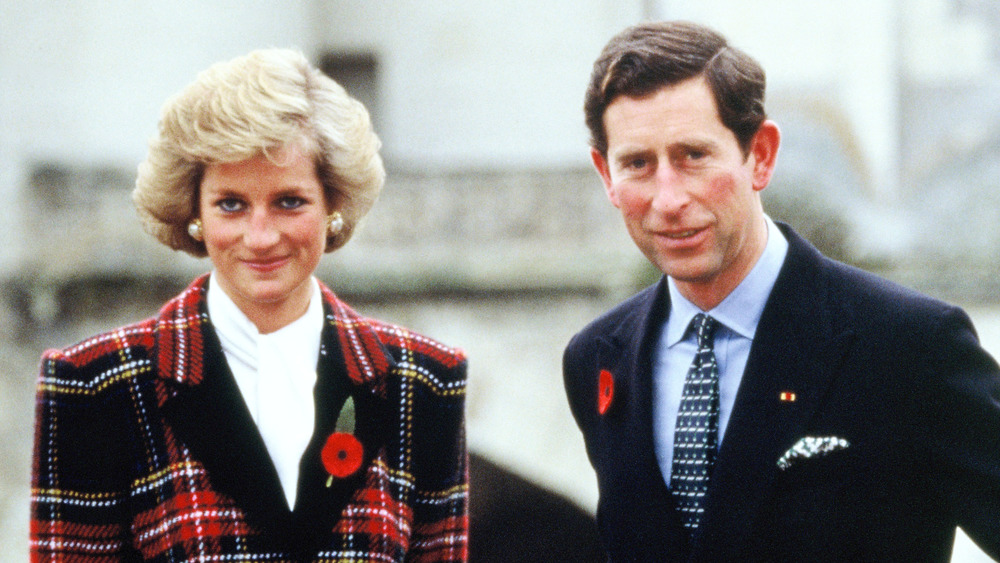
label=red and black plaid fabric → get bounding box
[31,274,468,562]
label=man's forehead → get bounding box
[603,79,728,150]
[606,77,719,120]
[612,75,714,107]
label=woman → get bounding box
[31,49,468,562]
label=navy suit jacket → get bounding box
[564,224,1000,562]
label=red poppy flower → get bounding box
[322,432,364,479]
[598,369,614,415]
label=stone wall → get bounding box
[5,163,643,327]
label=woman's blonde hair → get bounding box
[133,48,385,256]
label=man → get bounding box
[563,20,1000,562]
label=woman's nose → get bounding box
[243,209,280,248]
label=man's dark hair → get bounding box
[584,21,767,157]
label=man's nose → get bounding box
[650,167,689,213]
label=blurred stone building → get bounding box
[3,1,1000,561]
[5,0,1000,310]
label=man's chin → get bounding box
[655,258,718,284]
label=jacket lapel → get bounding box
[289,289,394,556]
[156,277,396,556]
[695,226,856,560]
[598,280,689,553]
[155,276,293,547]
[598,280,666,485]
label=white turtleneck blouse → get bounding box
[206,274,324,509]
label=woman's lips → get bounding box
[243,257,289,273]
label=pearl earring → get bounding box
[327,212,344,237]
[187,219,204,241]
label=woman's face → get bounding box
[199,144,330,332]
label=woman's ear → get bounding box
[749,120,780,192]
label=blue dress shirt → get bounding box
[653,216,789,486]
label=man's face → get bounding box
[592,75,779,309]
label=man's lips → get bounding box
[657,226,708,240]
[649,226,711,252]
[663,228,703,239]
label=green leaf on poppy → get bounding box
[335,395,356,434]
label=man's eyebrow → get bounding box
[611,146,653,162]
[673,138,718,153]
[611,138,718,161]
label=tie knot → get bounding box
[690,313,719,348]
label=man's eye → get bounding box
[626,158,648,170]
[217,198,244,212]
[682,146,711,162]
[671,149,708,167]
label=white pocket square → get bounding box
[777,436,850,471]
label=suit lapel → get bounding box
[598,280,689,552]
[695,226,856,560]
[598,280,666,486]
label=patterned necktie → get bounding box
[670,313,720,533]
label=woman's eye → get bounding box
[278,196,306,210]
[216,198,245,213]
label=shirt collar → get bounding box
[665,215,789,346]
[207,273,325,370]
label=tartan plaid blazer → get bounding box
[31,274,469,562]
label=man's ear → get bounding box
[591,147,620,207]
[749,120,780,192]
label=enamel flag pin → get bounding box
[779,391,797,402]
